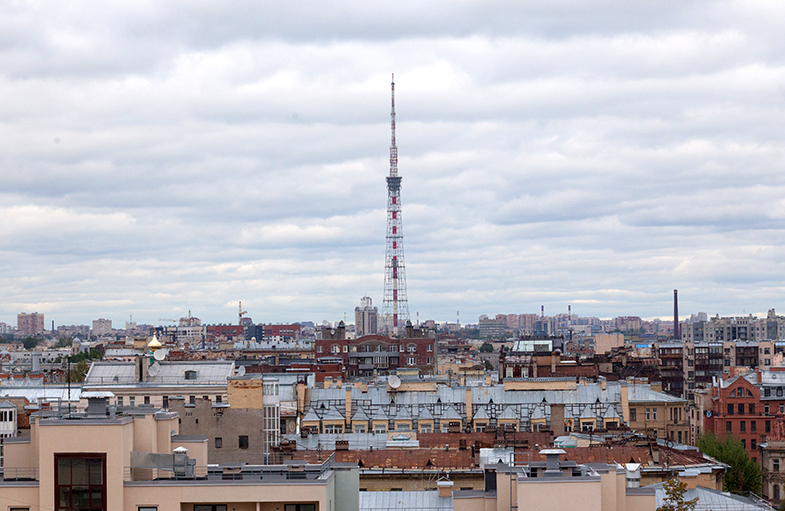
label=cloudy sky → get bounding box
[2,1,785,327]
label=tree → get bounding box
[697,433,761,495]
[656,477,698,511]
[480,342,494,353]
[70,359,90,383]
[22,337,41,350]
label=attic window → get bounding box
[184,370,197,380]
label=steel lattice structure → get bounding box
[382,74,410,335]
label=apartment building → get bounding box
[0,394,358,511]
[16,312,44,337]
[315,322,435,377]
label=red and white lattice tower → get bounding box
[382,74,410,336]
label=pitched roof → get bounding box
[371,407,389,421]
[441,405,462,420]
[603,406,620,419]
[351,408,370,422]
[302,408,321,422]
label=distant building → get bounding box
[478,315,505,339]
[91,318,112,336]
[17,312,44,336]
[354,296,378,337]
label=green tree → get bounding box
[69,359,90,382]
[22,337,41,350]
[480,342,494,353]
[656,477,698,511]
[697,433,761,495]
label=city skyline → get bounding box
[2,2,785,325]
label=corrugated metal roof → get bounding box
[360,490,453,511]
[650,483,771,511]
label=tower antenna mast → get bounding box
[382,74,410,336]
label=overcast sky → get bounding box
[2,1,785,327]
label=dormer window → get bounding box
[184,370,197,380]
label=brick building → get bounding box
[315,322,435,377]
[706,370,785,462]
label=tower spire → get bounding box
[382,74,410,336]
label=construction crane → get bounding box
[238,301,247,326]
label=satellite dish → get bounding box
[149,362,160,377]
[153,349,166,361]
[388,375,401,389]
[236,366,246,376]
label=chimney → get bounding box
[674,290,680,340]
[541,305,544,318]
[345,387,352,427]
[438,480,454,498]
[551,404,565,437]
[466,388,472,424]
[541,449,565,477]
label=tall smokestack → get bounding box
[673,289,680,340]
[541,305,544,318]
[568,305,571,318]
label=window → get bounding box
[284,505,316,511]
[726,421,732,432]
[749,404,755,415]
[646,408,651,421]
[738,403,744,415]
[775,459,780,472]
[162,396,169,408]
[184,370,197,380]
[216,395,222,403]
[55,453,106,511]
[117,397,123,406]
[427,357,433,364]
[317,346,323,353]
[777,387,783,398]
[139,508,158,511]
[408,344,416,353]
[390,345,398,352]
[408,357,416,365]
[765,388,772,397]
[420,424,432,433]
[775,486,781,501]
[144,396,150,405]
[427,344,433,352]
[780,403,784,414]
[189,396,195,405]
[766,420,771,433]
[752,421,757,432]
[215,437,222,448]
[653,408,657,421]
[727,404,734,415]
[324,424,343,434]
[630,409,637,422]
[353,424,366,433]
[751,439,757,450]
[741,439,746,449]
[129,397,135,407]
[239,435,249,449]
[195,507,228,511]
[374,424,387,434]
[740,421,746,432]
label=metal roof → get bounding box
[360,490,453,511]
[650,483,771,511]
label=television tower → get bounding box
[382,74,410,336]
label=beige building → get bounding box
[0,393,359,511]
[452,450,654,511]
